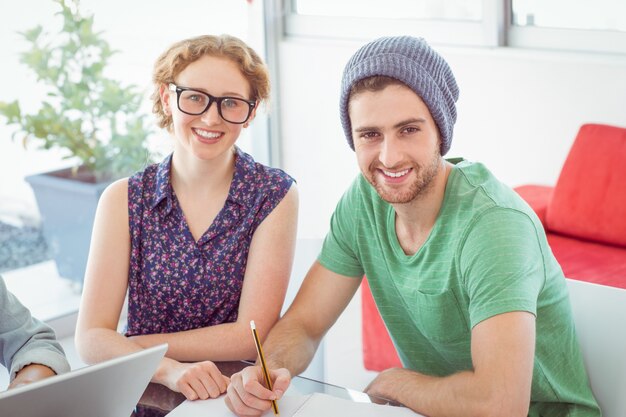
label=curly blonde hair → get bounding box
[151,34,270,131]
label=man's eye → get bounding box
[361,132,379,140]
[402,126,420,134]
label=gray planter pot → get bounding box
[25,168,111,286]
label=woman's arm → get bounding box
[73,180,228,400]
[75,178,140,362]
[129,185,299,361]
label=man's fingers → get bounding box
[240,367,277,399]
[230,369,275,411]
[226,383,266,417]
[269,368,291,398]
[235,379,275,410]
[224,396,236,414]
[225,366,291,416]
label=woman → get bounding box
[75,34,298,401]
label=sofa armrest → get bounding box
[514,185,553,228]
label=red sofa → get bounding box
[361,123,626,372]
[515,124,626,288]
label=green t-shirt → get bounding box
[319,160,600,416]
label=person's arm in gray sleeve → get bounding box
[0,275,70,384]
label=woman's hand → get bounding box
[160,358,230,400]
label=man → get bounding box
[225,36,600,416]
[1,275,70,389]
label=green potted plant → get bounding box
[0,0,155,285]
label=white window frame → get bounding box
[507,25,626,56]
[280,0,626,55]
[284,0,505,47]
[259,0,284,167]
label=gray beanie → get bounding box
[339,36,459,156]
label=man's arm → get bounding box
[264,262,362,373]
[0,276,70,388]
[365,311,535,417]
[225,261,362,416]
[8,364,56,389]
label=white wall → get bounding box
[278,38,626,239]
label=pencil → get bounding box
[250,320,279,415]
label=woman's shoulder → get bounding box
[127,156,171,196]
[96,177,130,216]
[237,148,294,189]
[102,177,129,201]
[129,158,164,185]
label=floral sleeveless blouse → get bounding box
[125,148,294,336]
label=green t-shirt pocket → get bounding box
[409,289,470,344]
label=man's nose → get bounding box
[378,137,403,168]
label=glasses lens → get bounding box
[178,90,210,115]
[219,98,251,123]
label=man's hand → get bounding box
[225,365,291,416]
[364,368,406,405]
[160,359,229,401]
[8,364,56,389]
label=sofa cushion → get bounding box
[547,233,626,289]
[514,185,553,227]
[546,124,626,247]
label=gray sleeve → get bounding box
[0,276,71,381]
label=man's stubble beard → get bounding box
[367,148,441,204]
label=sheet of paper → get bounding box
[292,393,424,417]
[165,393,310,417]
[166,392,424,417]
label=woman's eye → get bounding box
[222,98,241,109]
[181,91,207,104]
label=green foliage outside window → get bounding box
[0,0,154,181]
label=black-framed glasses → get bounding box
[168,83,256,124]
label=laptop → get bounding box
[0,344,167,417]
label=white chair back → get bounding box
[566,278,626,417]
